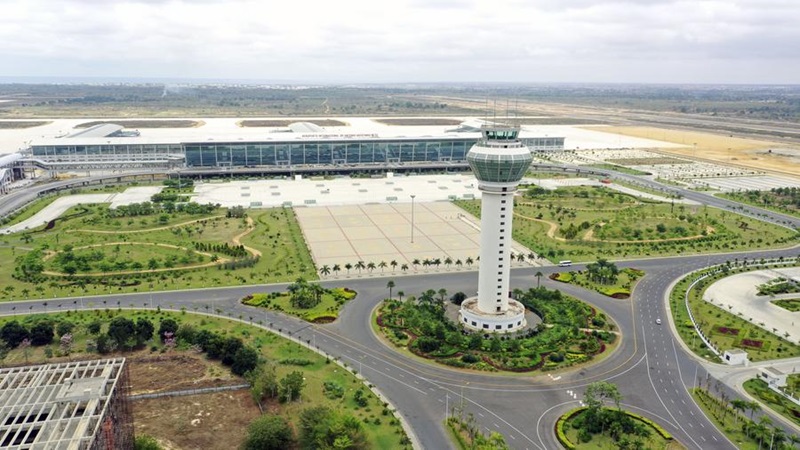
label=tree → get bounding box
[390,260,398,271]
[56,321,75,337]
[465,257,474,267]
[731,398,747,425]
[584,381,621,412]
[535,271,544,288]
[299,406,366,450]
[87,320,102,335]
[450,292,467,305]
[231,346,259,375]
[355,261,366,273]
[241,415,294,450]
[280,370,306,402]
[250,364,279,408]
[134,318,155,347]
[386,280,395,300]
[378,261,387,272]
[344,263,352,274]
[1,321,29,347]
[319,265,331,276]
[108,317,136,349]
[158,318,179,342]
[30,321,54,346]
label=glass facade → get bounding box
[467,151,533,183]
[30,136,564,168]
[181,138,479,168]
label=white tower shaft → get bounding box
[477,184,514,313]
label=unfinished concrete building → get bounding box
[0,358,133,450]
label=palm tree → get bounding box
[355,261,366,273]
[378,261,387,272]
[465,257,474,267]
[386,280,395,300]
[401,264,409,272]
[390,260,398,272]
[21,289,30,299]
[535,271,543,288]
[367,262,376,272]
[437,288,448,303]
[455,259,463,268]
[412,259,420,270]
[444,257,453,268]
[731,399,747,425]
[344,263,353,274]
[332,264,341,276]
[747,400,761,420]
[527,252,536,262]
[397,290,404,302]
[319,265,331,276]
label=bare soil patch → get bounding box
[373,118,462,126]
[75,120,203,128]
[133,390,259,450]
[128,353,244,396]
[587,125,800,176]
[238,119,347,127]
[0,120,51,129]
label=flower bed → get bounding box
[713,326,740,336]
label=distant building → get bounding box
[24,120,564,172]
[0,358,133,449]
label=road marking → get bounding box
[478,412,484,418]
[509,435,516,440]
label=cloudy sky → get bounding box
[2,0,798,84]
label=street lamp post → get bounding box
[410,195,416,243]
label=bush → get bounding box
[415,336,441,353]
[461,353,480,364]
[134,434,163,450]
[241,415,293,450]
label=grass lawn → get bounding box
[0,309,409,449]
[743,379,800,427]
[669,262,800,362]
[242,287,357,322]
[718,191,800,219]
[0,205,316,301]
[455,185,798,263]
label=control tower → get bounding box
[459,124,532,333]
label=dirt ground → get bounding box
[587,126,800,177]
[133,390,260,450]
[129,353,257,450]
[128,353,244,396]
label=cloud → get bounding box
[0,0,798,83]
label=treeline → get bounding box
[194,242,248,258]
[107,201,217,218]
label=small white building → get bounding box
[759,366,788,388]
[723,348,749,366]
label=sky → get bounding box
[1,0,799,84]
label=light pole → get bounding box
[410,195,416,243]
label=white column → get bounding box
[477,184,514,314]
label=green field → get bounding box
[0,309,409,449]
[553,266,644,299]
[669,262,800,362]
[561,408,683,450]
[455,186,798,262]
[719,189,800,219]
[0,203,316,300]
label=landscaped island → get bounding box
[376,286,617,373]
[242,277,356,323]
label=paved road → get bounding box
[3,248,799,449]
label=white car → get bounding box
[656,318,662,325]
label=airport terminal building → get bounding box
[25,121,565,171]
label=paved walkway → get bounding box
[704,267,800,344]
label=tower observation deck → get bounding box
[459,124,532,333]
